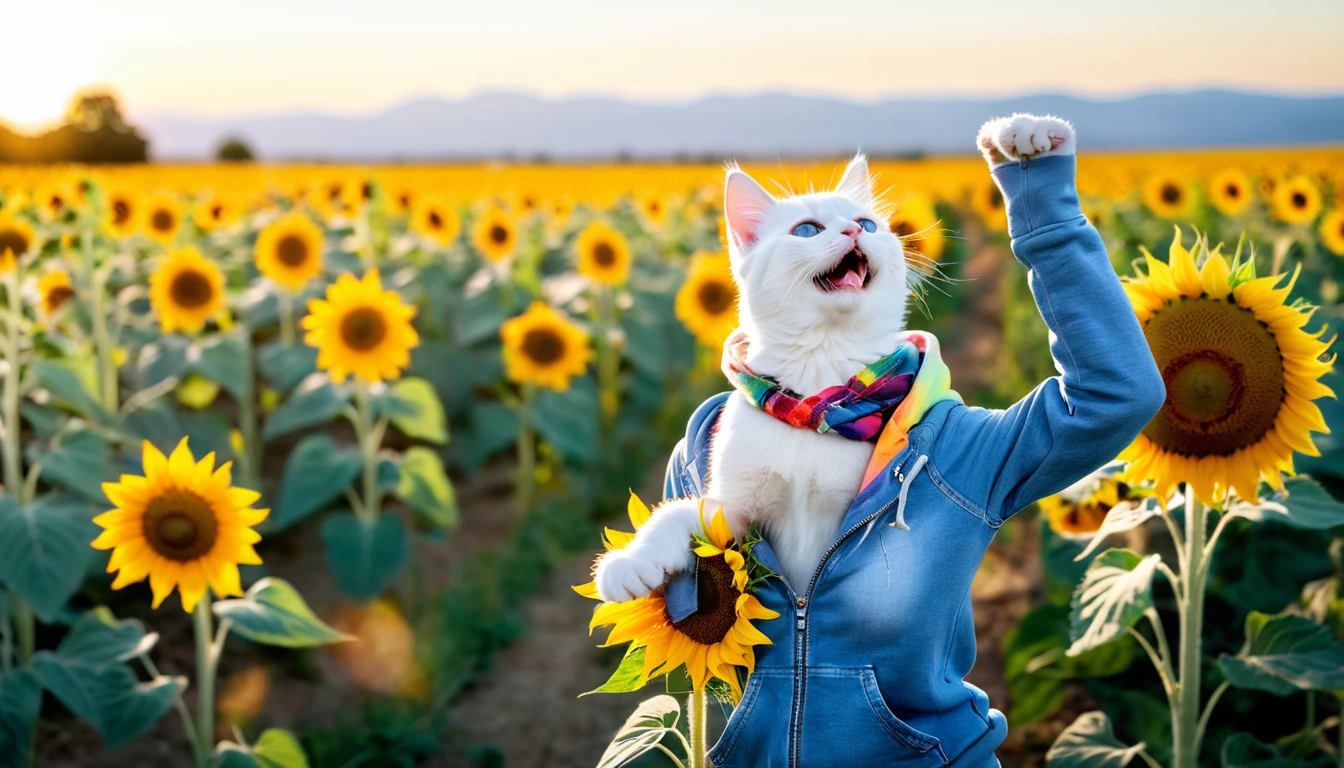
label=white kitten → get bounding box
[595,116,1076,601]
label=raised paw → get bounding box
[594,549,671,602]
[976,114,1076,166]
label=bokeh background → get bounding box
[2,1,1344,767]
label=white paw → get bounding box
[976,114,1076,166]
[594,550,672,602]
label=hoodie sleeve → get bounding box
[933,155,1166,525]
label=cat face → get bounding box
[723,155,909,342]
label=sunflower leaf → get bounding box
[56,607,157,664]
[34,358,109,424]
[394,447,459,528]
[257,342,319,394]
[30,653,182,749]
[213,577,352,648]
[1067,548,1159,657]
[532,378,599,463]
[596,694,682,768]
[215,728,312,768]
[1221,732,1336,768]
[384,377,448,445]
[272,435,362,530]
[582,644,649,696]
[262,377,347,441]
[1073,497,1163,562]
[193,331,251,400]
[30,427,115,504]
[0,669,42,759]
[320,513,409,601]
[1045,711,1145,768]
[1219,612,1344,695]
[1227,477,1344,531]
[0,493,94,622]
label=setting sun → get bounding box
[0,5,98,131]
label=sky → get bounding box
[2,0,1343,131]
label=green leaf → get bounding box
[320,513,409,600]
[0,494,95,621]
[135,335,191,390]
[272,435,361,530]
[395,447,459,528]
[31,653,182,748]
[194,332,252,399]
[33,427,114,503]
[582,645,649,696]
[455,401,517,471]
[213,577,352,648]
[1003,604,1134,726]
[533,378,599,462]
[1229,477,1344,531]
[56,607,157,664]
[35,358,107,422]
[263,378,347,440]
[177,374,221,409]
[1220,732,1335,768]
[385,378,448,445]
[1074,497,1164,562]
[257,343,319,394]
[619,305,668,376]
[0,669,41,759]
[1045,711,1145,768]
[216,728,311,768]
[1219,612,1344,695]
[596,695,682,768]
[1068,549,1159,656]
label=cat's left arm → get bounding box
[934,124,1166,524]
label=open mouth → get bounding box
[813,247,871,292]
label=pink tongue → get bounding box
[834,269,864,289]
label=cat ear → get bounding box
[835,154,872,208]
[724,169,776,248]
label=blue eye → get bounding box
[857,218,877,233]
[791,221,821,237]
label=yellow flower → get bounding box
[1119,227,1336,505]
[1272,174,1323,225]
[1319,209,1344,256]
[411,195,461,246]
[547,197,575,233]
[500,301,592,391]
[149,246,227,334]
[971,179,1006,231]
[103,187,140,238]
[302,269,419,384]
[143,192,184,246]
[37,269,74,320]
[255,211,325,291]
[1208,168,1253,217]
[471,205,517,262]
[575,220,632,286]
[637,192,669,230]
[34,181,74,222]
[675,250,738,347]
[1038,470,1127,537]
[1142,173,1194,219]
[92,438,267,613]
[0,213,37,272]
[194,194,239,233]
[887,193,945,268]
[582,496,779,698]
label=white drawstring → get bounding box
[856,453,927,547]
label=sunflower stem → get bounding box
[1,267,36,683]
[1173,491,1209,768]
[237,330,261,493]
[516,382,537,516]
[595,285,620,428]
[355,383,381,524]
[687,686,708,768]
[83,216,118,412]
[279,290,296,347]
[193,599,217,768]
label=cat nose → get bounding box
[839,223,861,237]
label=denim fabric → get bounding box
[662,155,1166,767]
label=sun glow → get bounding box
[0,5,99,131]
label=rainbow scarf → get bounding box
[722,330,961,489]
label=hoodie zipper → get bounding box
[785,449,911,767]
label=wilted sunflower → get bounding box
[1319,209,1344,256]
[92,438,267,613]
[149,246,227,334]
[143,192,184,246]
[500,301,592,391]
[471,205,517,262]
[582,497,778,697]
[1038,466,1131,537]
[0,212,37,272]
[888,193,945,267]
[411,196,461,246]
[971,180,1006,231]
[37,269,74,320]
[103,187,140,238]
[255,211,324,290]
[1119,228,1335,504]
[675,251,738,347]
[1272,175,1323,225]
[1142,173,1194,219]
[1208,168,1253,217]
[302,269,419,384]
[575,220,632,286]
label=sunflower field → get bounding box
[0,146,1342,768]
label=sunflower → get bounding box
[575,220,632,286]
[1038,466,1131,537]
[92,438,267,613]
[500,301,592,391]
[103,187,140,238]
[1142,173,1194,219]
[675,251,738,347]
[411,195,461,246]
[888,193,945,267]
[255,211,325,290]
[1208,168,1253,217]
[471,205,517,262]
[637,192,669,230]
[1119,228,1336,504]
[1272,174,1323,225]
[582,496,778,697]
[547,197,575,233]
[34,181,74,222]
[149,246,227,334]
[143,192,184,246]
[37,269,74,320]
[1319,209,1344,256]
[0,212,37,272]
[194,194,238,233]
[971,180,1006,231]
[301,269,419,384]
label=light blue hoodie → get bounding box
[662,155,1166,767]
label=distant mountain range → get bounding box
[142,89,1344,161]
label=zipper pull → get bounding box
[796,597,806,630]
